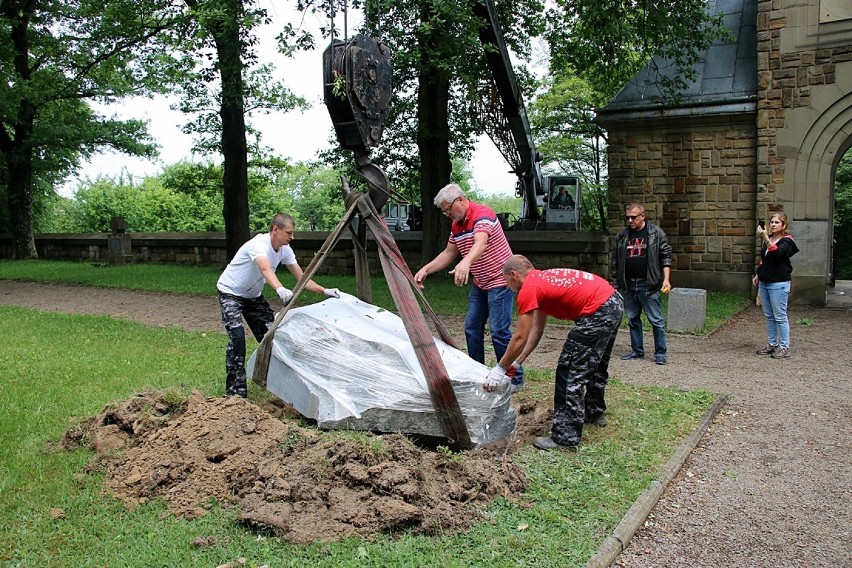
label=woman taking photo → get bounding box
[753,212,799,359]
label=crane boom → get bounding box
[472,0,543,222]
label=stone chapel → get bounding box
[597,0,852,305]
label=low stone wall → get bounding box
[0,230,612,278]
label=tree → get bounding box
[834,150,852,280]
[283,162,346,231]
[0,0,184,259]
[545,0,728,103]
[53,158,349,234]
[159,161,229,231]
[61,174,215,233]
[322,0,543,262]
[526,0,729,234]
[176,0,309,261]
[314,0,724,253]
[180,0,250,261]
[529,72,609,230]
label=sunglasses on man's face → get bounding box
[626,214,643,220]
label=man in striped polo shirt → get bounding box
[414,183,524,389]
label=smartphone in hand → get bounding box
[758,220,766,230]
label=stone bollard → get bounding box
[667,288,706,334]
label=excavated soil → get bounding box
[59,390,529,544]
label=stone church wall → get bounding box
[607,117,758,294]
[756,0,852,304]
[602,1,852,305]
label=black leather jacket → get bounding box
[610,222,673,292]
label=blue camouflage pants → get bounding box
[552,292,623,446]
[218,291,274,397]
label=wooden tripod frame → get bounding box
[251,178,473,450]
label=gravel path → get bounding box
[611,305,852,567]
[3,280,851,566]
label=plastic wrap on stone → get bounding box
[248,293,516,446]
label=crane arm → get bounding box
[472,0,543,222]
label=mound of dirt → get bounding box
[64,390,530,544]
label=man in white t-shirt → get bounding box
[216,212,340,397]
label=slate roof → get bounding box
[599,0,757,118]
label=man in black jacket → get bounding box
[610,202,672,365]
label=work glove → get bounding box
[276,286,293,304]
[323,287,341,299]
[483,364,510,392]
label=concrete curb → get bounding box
[584,393,730,568]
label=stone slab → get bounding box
[248,294,516,446]
[667,287,707,333]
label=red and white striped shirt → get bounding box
[449,201,513,289]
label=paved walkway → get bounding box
[606,300,851,567]
[826,279,852,308]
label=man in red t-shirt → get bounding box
[484,255,623,451]
[415,183,523,388]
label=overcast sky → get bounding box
[60,4,518,197]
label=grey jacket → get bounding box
[610,222,672,292]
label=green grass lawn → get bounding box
[0,260,740,565]
[0,306,715,567]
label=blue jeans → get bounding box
[623,281,667,356]
[465,285,524,383]
[758,281,791,348]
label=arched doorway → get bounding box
[828,144,852,307]
[767,84,852,306]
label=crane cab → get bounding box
[381,201,411,231]
[544,176,581,230]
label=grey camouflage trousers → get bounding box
[218,291,275,397]
[551,292,624,446]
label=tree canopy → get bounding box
[0,0,186,257]
[545,0,728,101]
[3,0,732,260]
[54,159,348,234]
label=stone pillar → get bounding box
[667,288,707,334]
[108,217,133,265]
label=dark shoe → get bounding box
[586,414,608,427]
[654,354,667,365]
[533,436,578,452]
[620,351,644,360]
[756,344,777,355]
[770,347,790,359]
[226,388,247,398]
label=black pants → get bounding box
[218,291,274,396]
[551,293,624,445]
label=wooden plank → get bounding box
[360,199,472,449]
[349,221,372,303]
